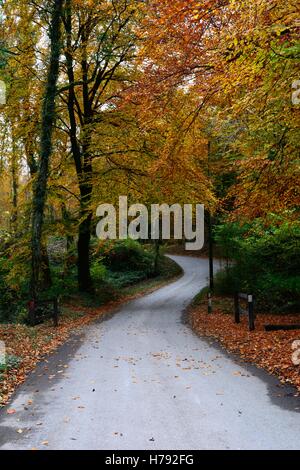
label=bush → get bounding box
[214,220,300,312]
[91,259,107,283]
[214,268,240,296]
[94,239,155,275]
[106,270,148,289]
[253,273,300,313]
[0,256,29,323]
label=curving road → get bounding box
[0,256,299,450]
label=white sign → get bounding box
[0,340,5,366]
[0,80,6,105]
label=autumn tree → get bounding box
[59,0,141,291]
[138,0,299,221]
[30,0,64,299]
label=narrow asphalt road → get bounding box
[0,256,299,450]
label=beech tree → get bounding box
[61,0,140,291]
[138,0,299,221]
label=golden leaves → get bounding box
[189,298,300,392]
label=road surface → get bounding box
[0,256,299,450]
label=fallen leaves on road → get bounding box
[189,298,300,392]
[0,298,128,407]
[0,277,179,408]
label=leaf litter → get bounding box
[189,298,300,393]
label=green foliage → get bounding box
[0,238,168,323]
[214,269,239,296]
[0,255,29,322]
[106,270,148,289]
[45,271,77,299]
[91,239,157,289]
[90,259,107,283]
[192,286,210,306]
[0,353,22,392]
[0,354,21,376]
[214,220,300,312]
[95,239,155,275]
[121,255,183,296]
[214,222,249,267]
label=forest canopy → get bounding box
[0,0,299,320]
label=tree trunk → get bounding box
[77,212,93,291]
[65,2,94,292]
[10,143,18,234]
[24,129,52,287]
[30,0,64,300]
[61,202,74,277]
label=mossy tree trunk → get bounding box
[30,0,64,300]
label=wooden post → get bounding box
[28,300,36,327]
[207,141,214,292]
[248,295,255,331]
[208,212,214,291]
[208,292,212,314]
